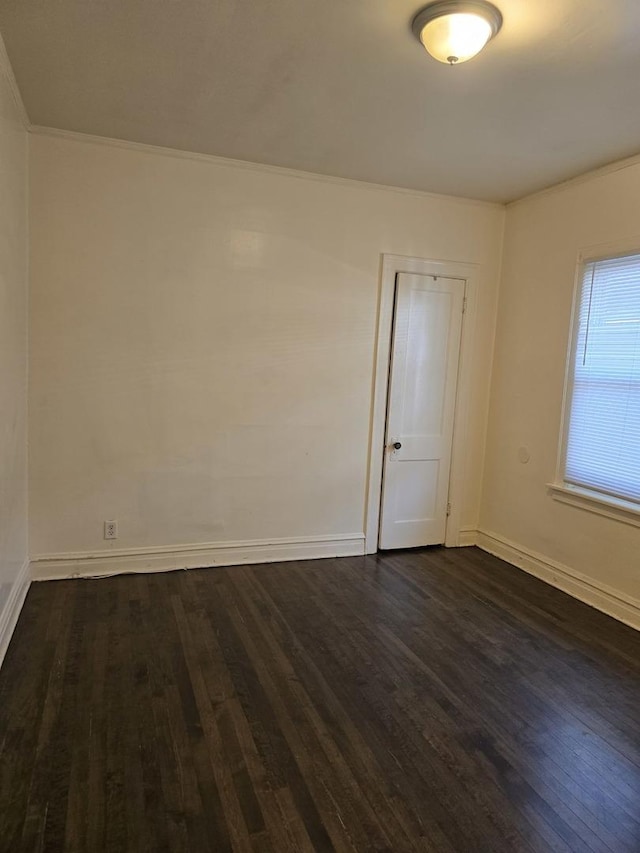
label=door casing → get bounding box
[365,253,480,553]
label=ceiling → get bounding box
[1,0,640,202]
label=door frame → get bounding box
[364,253,480,553]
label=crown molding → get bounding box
[27,124,640,211]
[508,149,640,209]
[28,124,503,210]
[0,31,30,130]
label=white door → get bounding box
[379,272,464,549]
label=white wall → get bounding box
[29,132,504,568]
[0,39,28,658]
[481,163,640,609]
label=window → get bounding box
[557,251,640,515]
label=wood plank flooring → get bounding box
[1,546,640,852]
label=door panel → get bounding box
[379,272,464,549]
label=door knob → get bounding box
[392,441,402,450]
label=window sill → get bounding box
[547,483,640,529]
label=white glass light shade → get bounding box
[419,13,492,63]
[412,2,502,65]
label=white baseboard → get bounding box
[457,527,478,547]
[0,558,31,669]
[30,533,366,581]
[476,529,640,632]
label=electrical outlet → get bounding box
[104,520,118,540]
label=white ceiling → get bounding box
[2,0,640,202]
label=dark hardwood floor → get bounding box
[1,546,640,852]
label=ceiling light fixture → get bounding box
[412,0,502,65]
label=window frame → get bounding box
[549,237,640,528]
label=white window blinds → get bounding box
[564,253,640,503]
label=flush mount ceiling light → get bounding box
[412,0,502,65]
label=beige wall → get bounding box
[15,89,640,621]
[481,164,640,605]
[28,132,504,562]
[0,42,28,645]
